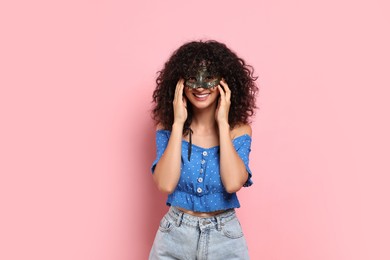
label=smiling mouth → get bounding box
[193,93,210,98]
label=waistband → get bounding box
[166,206,237,231]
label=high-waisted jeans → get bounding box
[149,207,250,260]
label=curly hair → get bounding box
[151,40,258,135]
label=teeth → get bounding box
[194,93,209,98]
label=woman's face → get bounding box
[183,64,221,110]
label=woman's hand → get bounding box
[215,79,231,126]
[173,79,188,126]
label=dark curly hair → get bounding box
[152,40,258,135]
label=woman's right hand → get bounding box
[173,79,187,125]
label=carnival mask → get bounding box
[184,66,221,89]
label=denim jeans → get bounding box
[149,207,250,260]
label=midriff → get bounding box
[176,207,228,217]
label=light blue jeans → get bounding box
[149,207,250,260]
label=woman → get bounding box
[149,40,258,259]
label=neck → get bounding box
[190,105,218,135]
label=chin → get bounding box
[189,100,217,110]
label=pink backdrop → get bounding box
[1,0,389,259]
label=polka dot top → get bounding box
[151,130,253,212]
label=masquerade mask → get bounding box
[184,66,221,89]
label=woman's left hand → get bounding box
[215,79,231,125]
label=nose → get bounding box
[194,82,208,89]
[194,85,205,91]
[195,83,204,90]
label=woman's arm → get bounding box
[216,80,251,193]
[219,123,251,193]
[152,80,187,194]
[152,124,183,194]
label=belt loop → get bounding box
[215,216,222,231]
[176,211,184,227]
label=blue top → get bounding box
[151,130,253,212]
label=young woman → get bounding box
[149,40,258,259]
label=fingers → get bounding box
[217,85,225,101]
[219,79,231,101]
[174,79,184,102]
[215,80,230,124]
[173,79,187,124]
[178,79,184,97]
[174,80,180,99]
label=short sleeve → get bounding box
[234,135,253,187]
[150,130,170,174]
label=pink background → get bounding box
[1,0,389,259]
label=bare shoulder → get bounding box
[231,124,252,139]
